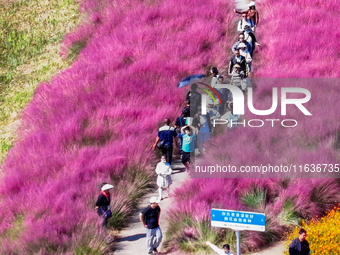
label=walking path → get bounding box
[114,159,188,255]
[113,155,286,255]
[250,241,285,255]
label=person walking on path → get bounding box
[210,66,220,88]
[232,33,252,53]
[237,43,252,72]
[139,197,162,255]
[95,183,114,229]
[174,112,187,155]
[237,12,253,33]
[155,155,172,201]
[180,125,197,173]
[152,118,177,165]
[186,83,202,116]
[205,241,234,255]
[243,25,260,57]
[193,106,212,155]
[234,1,259,31]
[228,49,247,78]
[289,228,310,255]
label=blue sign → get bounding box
[211,208,265,231]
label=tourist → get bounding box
[139,197,162,255]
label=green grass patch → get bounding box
[1,140,12,153]
[278,200,302,226]
[241,187,267,210]
[0,0,80,163]
[68,39,88,61]
[164,215,237,254]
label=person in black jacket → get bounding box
[228,49,247,77]
[95,183,113,228]
[186,83,202,116]
[152,118,177,165]
[139,197,162,255]
[289,228,310,255]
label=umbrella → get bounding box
[234,0,249,12]
[177,74,206,88]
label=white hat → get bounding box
[249,1,256,7]
[150,197,158,203]
[238,43,247,49]
[101,184,114,191]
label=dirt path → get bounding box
[250,241,285,255]
[114,159,188,255]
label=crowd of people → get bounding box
[91,2,310,255]
[139,3,262,254]
[150,1,263,177]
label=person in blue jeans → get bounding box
[139,197,162,255]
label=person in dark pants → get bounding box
[180,125,197,173]
[95,183,113,228]
[289,228,310,255]
[152,118,177,165]
[174,112,186,156]
[228,49,247,77]
[186,83,202,116]
[139,197,162,255]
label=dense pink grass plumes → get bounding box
[168,0,340,253]
[253,0,340,77]
[0,0,235,253]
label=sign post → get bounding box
[235,230,241,255]
[211,209,265,255]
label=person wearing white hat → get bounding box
[237,42,252,72]
[139,197,162,254]
[248,1,259,28]
[95,182,114,228]
[232,33,252,53]
[155,155,172,201]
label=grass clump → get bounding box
[241,187,267,210]
[164,214,236,254]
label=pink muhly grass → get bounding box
[0,0,235,253]
[253,0,340,78]
[169,0,340,253]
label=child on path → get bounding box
[155,155,172,201]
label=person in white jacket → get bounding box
[155,155,172,201]
[205,241,234,255]
[237,12,252,32]
[237,42,252,72]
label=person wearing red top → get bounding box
[234,1,259,30]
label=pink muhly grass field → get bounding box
[0,0,235,253]
[167,0,340,253]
